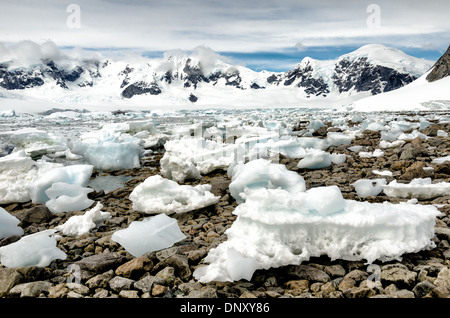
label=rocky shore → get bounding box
[1,117,449,299]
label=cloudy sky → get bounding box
[0,0,449,71]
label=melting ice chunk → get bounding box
[352,179,387,198]
[0,230,66,267]
[28,164,93,204]
[0,207,23,239]
[111,214,186,257]
[130,175,220,214]
[55,202,110,236]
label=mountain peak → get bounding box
[426,45,450,82]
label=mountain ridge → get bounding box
[0,42,435,109]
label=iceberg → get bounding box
[383,178,450,200]
[55,202,111,236]
[0,230,66,268]
[129,175,220,214]
[0,207,24,239]
[111,213,186,257]
[194,186,440,283]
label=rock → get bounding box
[48,283,69,298]
[0,235,21,248]
[75,252,127,276]
[324,264,346,278]
[401,161,432,181]
[0,268,24,297]
[119,290,140,298]
[153,254,191,281]
[66,282,90,296]
[155,266,176,286]
[134,275,165,294]
[435,227,450,242]
[399,147,423,161]
[9,281,52,298]
[338,269,368,291]
[413,280,436,298]
[434,267,450,294]
[152,284,168,296]
[284,280,310,296]
[177,280,203,295]
[186,286,218,298]
[391,289,415,298]
[115,255,154,279]
[240,291,257,298]
[287,264,331,283]
[108,276,135,292]
[380,264,417,289]
[14,205,54,227]
[85,269,114,289]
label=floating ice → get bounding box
[129,175,220,214]
[0,150,63,204]
[45,182,94,213]
[0,230,66,268]
[352,179,387,198]
[297,149,332,169]
[0,207,23,239]
[194,186,440,283]
[383,178,450,200]
[228,159,306,204]
[111,213,186,257]
[55,202,110,236]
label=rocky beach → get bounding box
[1,111,449,300]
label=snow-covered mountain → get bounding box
[0,42,434,111]
[350,44,450,112]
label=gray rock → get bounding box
[0,268,24,297]
[186,286,218,298]
[380,264,417,289]
[413,280,436,298]
[9,281,52,298]
[15,205,54,227]
[108,276,135,292]
[155,266,176,286]
[74,252,127,275]
[153,254,191,281]
[85,269,114,289]
[134,275,165,294]
[287,265,331,283]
